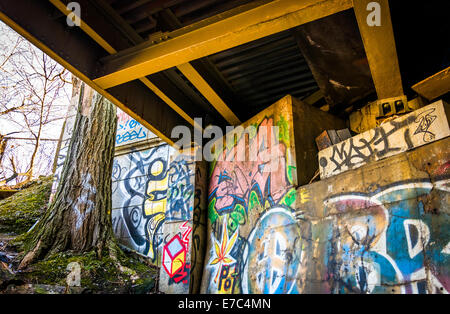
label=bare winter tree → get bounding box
[0,21,71,186]
[1,20,127,270]
[19,81,119,268]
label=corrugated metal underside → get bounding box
[107,0,320,122]
[207,31,319,120]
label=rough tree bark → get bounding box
[19,82,118,268]
[0,135,6,164]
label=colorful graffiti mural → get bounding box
[162,222,192,285]
[324,178,450,294]
[201,98,449,294]
[111,145,173,263]
[159,155,208,294]
[209,218,239,285]
[209,118,292,218]
[202,113,299,294]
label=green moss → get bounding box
[33,286,51,294]
[19,249,158,293]
[0,176,53,235]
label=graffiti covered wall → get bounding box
[296,137,450,294]
[200,95,449,294]
[319,100,450,179]
[111,144,175,264]
[110,109,184,266]
[200,96,345,294]
[159,154,208,294]
[203,133,449,294]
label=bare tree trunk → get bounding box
[19,82,117,268]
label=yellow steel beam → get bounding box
[177,63,241,125]
[352,0,403,99]
[48,0,198,130]
[412,66,450,101]
[49,0,116,54]
[158,7,242,126]
[0,9,177,147]
[139,76,198,128]
[93,0,353,89]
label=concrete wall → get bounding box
[296,137,449,294]
[112,118,211,293]
[111,143,173,264]
[319,100,450,179]
[200,96,449,294]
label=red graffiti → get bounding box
[162,223,192,284]
[209,118,289,214]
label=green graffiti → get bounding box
[280,188,297,208]
[277,114,290,146]
[208,198,219,225]
[248,190,263,212]
[227,216,237,234]
[227,204,247,233]
[287,165,296,185]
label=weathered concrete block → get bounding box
[296,137,450,294]
[116,110,157,147]
[319,100,450,179]
[109,144,173,262]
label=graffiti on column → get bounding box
[162,222,192,285]
[166,158,195,221]
[159,156,198,292]
[204,115,300,294]
[189,163,207,293]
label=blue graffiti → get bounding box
[242,207,302,294]
[116,119,147,145]
[327,179,450,294]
